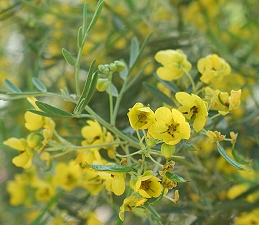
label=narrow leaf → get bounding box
[143,82,176,106]
[153,73,180,93]
[151,188,165,206]
[82,3,88,35]
[83,71,99,105]
[77,26,83,48]
[216,141,246,170]
[86,0,105,33]
[231,146,250,165]
[30,191,64,225]
[32,77,47,92]
[62,48,76,66]
[87,163,135,172]
[165,172,188,183]
[106,83,118,97]
[74,60,96,114]
[127,33,152,77]
[129,37,139,68]
[4,79,22,93]
[35,101,73,118]
[28,109,55,117]
[125,61,150,92]
[119,59,128,80]
[183,142,196,151]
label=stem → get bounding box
[84,105,140,149]
[109,78,114,124]
[208,113,222,120]
[182,67,196,92]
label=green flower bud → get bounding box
[27,133,42,149]
[96,78,110,92]
[98,64,105,72]
[109,63,117,72]
[161,143,175,158]
[146,137,156,148]
[114,60,125,72]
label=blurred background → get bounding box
[1,0,259,224]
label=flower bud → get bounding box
[109,63,117,72]
[114,60,125,72]
[161,143,175,158]
[146,137,156,148]
[27,133,42,149]
[96,78,110,92]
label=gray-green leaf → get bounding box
[4,79,22,93]
[216,141,246,170]
[62,48,76,66]
[32,77,47,92]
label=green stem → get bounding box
[208,113,222,121]
[182,67,196,92]
[109,78,114,125]
[84,105,140,149]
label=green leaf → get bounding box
[231,146,250,165]
[74,60,96,115]
[129,37,139,68]
[151,188,165,206]
[119,59,128,80]
[82,3,88,36]
[32,77,47,92]
[62,48,76,66]
[86,0,105,33]
[77,26,83,48]
[7,91,44,96]
[183,142,196,151]
[28,109,56,118]
[106,83,118,97]
[30,191,64,225]
[143,82,176,106]
[87,163,135,172]
[216,141,246,170]
[35,101,74,118]
[153,73,180,93]
[165,172,188,183]
[4,79,22,93]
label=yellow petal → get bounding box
[3,138,25,151]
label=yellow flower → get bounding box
[103,132,119,159]
[96,170,126,196]
[24,111,44,131]
[6,175,27,206]
[205,87,242,115]
[127,103,155,130]
[130,170,162,198]
[6,167,37,206]
[119,196,147,221]
[81,120,105,145]
[235,208,259,225]
[154,49,192,81]
[3,137,34,168]
[148,107,190,145]
[175,92,208,132]
[53,161,82,191]
[206,130,225,143]
[198,54,231,84]
[80,168,104,195]
[34,180,56,202]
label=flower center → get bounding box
[166,123,179,138]
[190,106,198,119]
[141,180,152,191]
[137,113,148,124]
